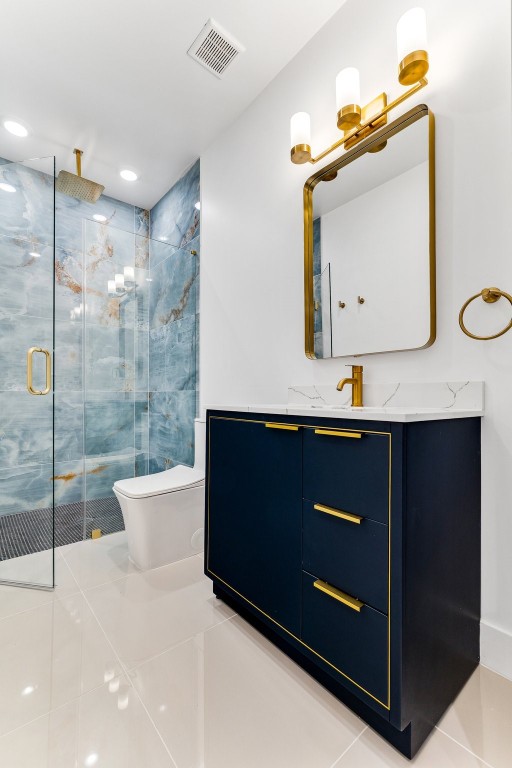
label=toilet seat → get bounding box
[114,465,205,500]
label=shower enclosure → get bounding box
[0,154,198,588]
[0,156,56,588]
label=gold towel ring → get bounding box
[459,287,512,340]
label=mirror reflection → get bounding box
[308,107,435,358]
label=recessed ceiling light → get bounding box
[0,182,16,193]
[93,214,107,223]
[120,169,138,182]
[4,120,28,137]
[29,251,41,258]
[194,201,200,210]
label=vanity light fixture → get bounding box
[290,7,429,164]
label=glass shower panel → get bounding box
[0,156,55,588]
[83,220,161,537]
[82,219,198,539]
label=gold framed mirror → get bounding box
[304,104,435,359]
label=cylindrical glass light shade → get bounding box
[335,67,361,131]
[336,67,361,111]
[396,8,429,85]
[290,112,312,164]
[115,273,124,291]
[107,279,116,295]
[123,266,135,283]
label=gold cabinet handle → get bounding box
[314,429,362,439]
[265,423,299,431]
[27,347,51,396]
[314,503,363,525]
[313,580,364,612]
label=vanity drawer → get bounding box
[302,571,388,707]
[302,500,388,614]
[303,427,389,524]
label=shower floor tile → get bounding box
[0,496,124,560]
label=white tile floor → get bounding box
[0,532,510,768]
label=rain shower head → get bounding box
[56,148,104,203]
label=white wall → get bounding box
[200,0,512,677]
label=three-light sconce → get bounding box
[107,266,136,297]
[290,7,429,165]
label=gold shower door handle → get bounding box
[27,347,52,395]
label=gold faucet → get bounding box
[337,365,364,407]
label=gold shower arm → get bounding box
[74,148,83,177]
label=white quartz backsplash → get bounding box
[287,381,484,411]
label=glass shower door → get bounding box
[0,156,55,589]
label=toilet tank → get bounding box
[194,418,206,473]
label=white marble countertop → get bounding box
[204,403,483,423]
[205,381,484,423]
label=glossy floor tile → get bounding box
[60,530,136,590]
[131,614,364,768]
[438,665,512,768]
[84,553,234,669]
[0,550,79,621]
[333,727,488,767]
[1,534,512,767]
[0,676,175,768]
[0,592,122,736]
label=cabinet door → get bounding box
[206,417,302,635]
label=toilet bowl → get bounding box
[113,417,206,570]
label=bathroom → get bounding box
[0,0,511,765]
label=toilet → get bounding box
[113,417,206,570]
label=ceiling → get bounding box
[0,0,347,210]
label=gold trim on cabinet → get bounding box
[265,423,300,431]
[304,104,436,360]
[313,579,364,612]
[314,429,362,439]
[314,503,362,524]
[27,347,51,396]
[206,415,392,710]
[209,414,391,437]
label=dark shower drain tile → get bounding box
[0,497,124,560]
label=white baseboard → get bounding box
[480,620,512,681]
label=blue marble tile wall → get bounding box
[148,159,200,472]
[0,154,150,531]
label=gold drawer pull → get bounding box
[313,580,364,612]
[314,503,362,525]
[314,429,362,439]
[265,423,299,431]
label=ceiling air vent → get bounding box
[187,18,245,79]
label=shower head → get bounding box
[56,148,104,203]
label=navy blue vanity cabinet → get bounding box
[205,410,481,759]
[206,415,302,636]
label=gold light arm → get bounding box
[27,347,52,396]
[303,78,428,165]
